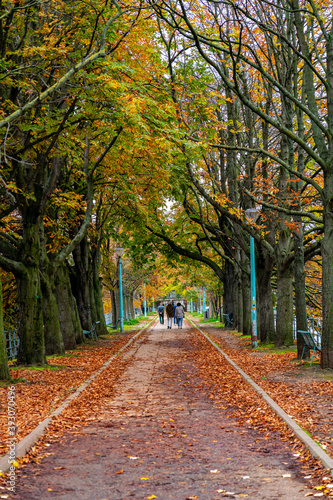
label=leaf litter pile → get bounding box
[188,321,333,496]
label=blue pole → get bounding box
[203,286,206,317]
[190,298,193,313]
[119,256,124,333]
[250,236,258,348]
[144,285,147,317]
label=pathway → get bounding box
[12,320,313,499]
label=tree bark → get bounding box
[321,174,333,368]
[257,254,275,343]
[17,219,45,365]
[223,260,235,317]
[294,224,309,358]
[0,277,10,380]
[42,275,65,356]
[71,238,92,330]
[276,260,294,346]
[55,265,84,349]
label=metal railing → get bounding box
[274,311,322,347]
[5,329,19,361]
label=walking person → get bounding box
[173,301,177,325]
[175,302,185,329]
[157,303,165,325]
[165,302,174,329]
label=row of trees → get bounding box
[0,0,175,378]
[129,0,330,363]
[1,0,332,377]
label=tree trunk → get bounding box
[91,263,108,335]
[223,260,235,316]
[257,255,275,343]
[276,261,294,346]
[55,265,83,349]
[294,225,309,358]
[42,275,65,356]
[0,277,10,380]
[17,266,45,364]
[321,174,333,368]
[71,238,92,330]
[111,289,118,328]
[130,291,135,318]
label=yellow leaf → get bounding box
[147,496,157,499]
[141,477,149,480]
[116,469,123,474]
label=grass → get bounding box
[47,352,81,359]
[10,364,67,371]
[0,377,26,387]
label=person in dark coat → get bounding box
[157,303,164,324]
[166,302,175,329]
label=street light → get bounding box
[245,208,260,349]
[115,247,124,333]
[203,286,206,319]
[144,283,147,317]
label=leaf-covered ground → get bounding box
[0,328,146,458]
[1,318,333,497]
[190,319,333,491]
[3,322,331,499]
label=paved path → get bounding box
[12,321,312,499]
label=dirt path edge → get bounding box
[0,316,157,475]
[190,318,333,476]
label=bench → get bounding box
[83,321,100,341]
[298,330,321,366]
[223,313,233,328]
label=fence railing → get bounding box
[274,311,322,347]
[5,329,19,361]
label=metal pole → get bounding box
[119,256,124,333]
[190,298,193,313]
[203,286,206,317]
[250,235,258,348]
[144,284,147,317]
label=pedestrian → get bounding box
[173,301,177,325]
[157,303,165,324]
[165,302,174,329]
[175,302,185,329]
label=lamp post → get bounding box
[115,247,124,334]
[245,208,260,349]
[144,284,147,317]
[203,286,206,317]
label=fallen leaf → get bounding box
[282,474,291,478]
[147,496,157,499]
[210,470,220,473]
[141,477,149,480]
[53,466,66,470]
[116,469,123,474]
